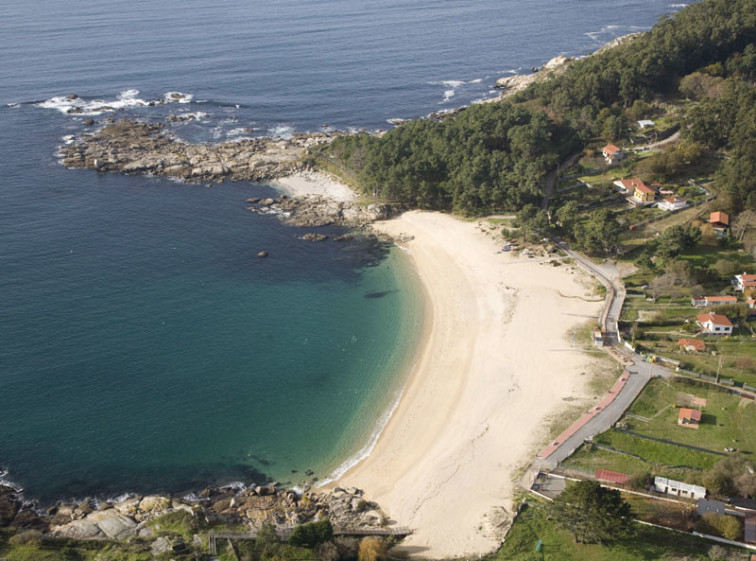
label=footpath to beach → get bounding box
[334,210,608,558]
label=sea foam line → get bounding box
[318,362,416,488]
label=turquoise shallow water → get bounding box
[0,0,684,502]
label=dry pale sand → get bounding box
[273,171,357,202]
[336,211,604,559]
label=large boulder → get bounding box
[87,510,137,539]
[0,486,20,527]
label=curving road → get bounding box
[534,240,667,471]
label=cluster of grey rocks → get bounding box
[59,120,334,183]
[0,483,386,543]
[247,196,397,229]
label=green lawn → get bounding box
[624,379,756,455]
[491,500,722,561]
[593,430,719,470]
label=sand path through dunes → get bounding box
[336,211,605,558]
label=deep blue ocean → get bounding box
[1,0,688,503]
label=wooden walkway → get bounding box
[208,526,413,555]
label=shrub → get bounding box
[695,513,742,540]
[358,537,387,561]
[8,529,43,546]
[289,519,334,548]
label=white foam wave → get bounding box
[268,125,294,139]
[669,3,688,7]
[440,80,464,88]
[226,127,251,137]
[62,134,75,145]
[318,384,408,487]
[442,89,456,103]
[468,78,483,84]
[585,25,648,43]
[7,102,20,108]
[164,91,193,104]
[0,468,23,492]
[36,89,195,116]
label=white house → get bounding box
[602,144,624,164]
[658,195,687,211]
[691,295,738,308]
[654,476,706,500]
[637,119,655,128]
[733,273,756,292]
[696,312,733,336]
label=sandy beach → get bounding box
[273,170,357,202]
[335,211,606,558]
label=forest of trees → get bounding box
[317,0,755,226]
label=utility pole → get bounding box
[716,354,724,384]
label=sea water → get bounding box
[0,0,687,502]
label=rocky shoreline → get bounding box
[0,482,390,546]
[59,120,335,184]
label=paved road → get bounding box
[534,241,673,471]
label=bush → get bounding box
[626,471,654,491]
[8,529,43,546]
[289,519,334,548]
[695,513,742,540]
[358,537,387,561]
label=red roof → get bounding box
[664,196,685,204]
[596,469,630,484]
[710,211,730,226]
[603,144,621,154]
[678,338,705,351]
[705,296,737,303]
[679,408,702,422]
[634,183,655,195]
[697,312,733,327]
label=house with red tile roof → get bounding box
[602,144,624,163]
[658,195,687,211]
[613,178,646,194]
[678,407,702,428]
[691,295,738,308]
[696,311,733,335]
[734,273,756,293]
[633,183,656,204]
[678,338,705,352]
[710,211,730,230]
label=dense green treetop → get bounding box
[319,0,754,226]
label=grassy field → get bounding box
[592,430,720,471]
[491,500,724,561]
[624,379,756,455]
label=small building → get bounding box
[614,178,647,195]
[654,476,706,500]
[637,119,655,129]
[678,338,705,352]
[710,211,730,231]
[697,311,734,336]
[678,407,702,428]
[691,295,738,308]
[602,144,624,163]
[658,195,687,211]
[634,183,656,203]
[697,498,726,517]
[734,273,756,292]
[596,469,630,485]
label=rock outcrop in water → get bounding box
[59,120,334,183]
[248,196,398,228]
